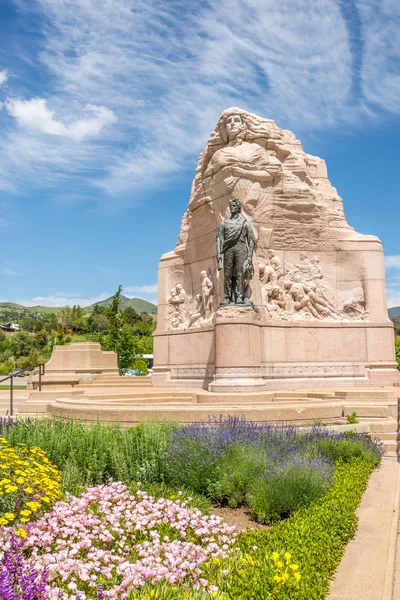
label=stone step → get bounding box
[43,400,389,425]
[53,395,196,405]
[361,418,399,433]
[371,431,400,441]
[86,382,153,388]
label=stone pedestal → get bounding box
[153,107,399,391]
[28,342,118,389]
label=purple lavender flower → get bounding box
[0,534,48,600]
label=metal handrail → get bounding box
[0,363,45,417]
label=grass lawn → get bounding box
[0,385,26,390]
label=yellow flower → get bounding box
[20,518,30,523]
[16,477,25,485]
[15,528,27,538]
[271,552,279,563]
[273,575,282,583]
[213,558,220,565]
[20,509,32,517]
[4,513,15,521]
[5,486,18,493]
[282,572,289,582]
[294,572,301,581]
[24,487,33,493]
[277,561,284,568]
[290,564,299,571]
[284,552,292,562]
[237,569,244,576]
[0,517,8,525]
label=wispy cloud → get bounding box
[6,291,111,308]
[0,0,399,204]
[0,70,7,85]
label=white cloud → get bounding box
[385,255,400,270]
[125,285,158,295]
[0,70,7,85]
[5,98,116,142]
[10,292,111,308]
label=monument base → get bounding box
[153,308,400,392]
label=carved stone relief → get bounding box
[167,268,216,330]
[257,250,368,321]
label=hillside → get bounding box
[389,306,400,320]
[0,296,157,318]
[86,295,157,315]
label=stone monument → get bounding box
[153,107,398,391]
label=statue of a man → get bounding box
[216,198,256,305]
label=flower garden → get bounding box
[0,416,384,599]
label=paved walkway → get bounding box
[329,457,400,600]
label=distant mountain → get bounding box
[0,296,157,318]
[87,295,157,315]
[389,306,400,320]
[0,302,60,316]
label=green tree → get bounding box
[123,306,139,325]
[115,326,136,373]
[92,304,107,316]
[34,330,49,349]
[11,331,35,358]
[45,313,59,333]
[105,285,123,351]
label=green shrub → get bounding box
[226,459,373,599]
[395,337,400,369]
[206,444,270,507]
[346,412,358,424]
[247,457,333,524]
[315,433,382,467]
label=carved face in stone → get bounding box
[200,270,207,278]
[225,114,245,140]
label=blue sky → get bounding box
[0,0,400,308]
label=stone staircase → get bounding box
[15,374,400,455]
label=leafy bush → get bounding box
[315,431,383,467]
[395,337,400,369]
[226,459,373,599]
[247,456,333,524]
[163,417,383,522]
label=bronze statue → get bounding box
[216,198,256,306]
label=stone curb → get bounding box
[328,457,400,600]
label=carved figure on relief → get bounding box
[188,108,282,220]
[200,270,214,319]
[167,284,186,329]
[257,251,368,322]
